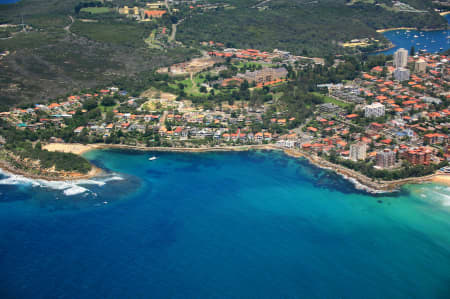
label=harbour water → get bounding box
[0,0,20,4]
[379,15,450,55]
[0,149,449,298]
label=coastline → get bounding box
[376,25,447,33]
[376,27,416,33]
[37,143,449,193]
[280,148,445,193]
[0,158,103,182]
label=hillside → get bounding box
[0,0,447,106]
[177,0,447,56]
[0,0,196,106]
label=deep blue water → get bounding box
[0,149,449,298]
[379,15,450,55]
[0,0,20,4]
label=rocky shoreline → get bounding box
[280,148,441,193]
[0,159,103,182]
[2,143,447,192]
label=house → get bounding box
[144,10,167,18]
[74,126,84,134]
[424,133,448,145]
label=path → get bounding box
[169,23,176,42]
[64,15,74,34]
[159,110,168,129]
[164,0,171,14]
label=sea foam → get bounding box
[0,169,124,196]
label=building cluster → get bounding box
[208,46,325,66]
[118,2,167,21]
[299,51,449,169]
[1,85,304,148]
[236,67,288,86]
[1,43,448,177]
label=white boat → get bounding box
[414,35,419,38]
[149,156,157,161]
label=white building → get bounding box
[394,48,408,68]
[350,142,367,161]
[394,67,410,82]
[364,102,385,118]
[414,59,427,73]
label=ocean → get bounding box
[0,149,449,298]
[0,0,20,4]
[379,15,450,55]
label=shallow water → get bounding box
[0,149,449,298]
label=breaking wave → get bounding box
[413,184,450,207]
[0,169,124,196]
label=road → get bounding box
[164,0,171,14]
[64,15,74,34]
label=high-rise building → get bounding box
[350,142,367,161]
[376,149,396,168]
[405,148,431,165]
[394,48,408,68]
[394,67,410,82]
[364,102,385,118]
[414,59,427,73]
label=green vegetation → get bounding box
[312,92,351,108]
[80,7,112,14]
[328,152,448,181]
[71,21,152,46]
[0,0,198,106]
[178,0,446,56]
[0,123,92,174]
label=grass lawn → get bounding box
[80,7,112,14]
[312,92,350,108]
[99,103,118,113]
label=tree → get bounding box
[101,97,115,107]
[83,99,98,111]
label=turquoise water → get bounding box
[379,15,450,55]
[0,149,449,298]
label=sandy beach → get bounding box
[376,27,416,33]
[43,143,99,155]
[431,174,450,187]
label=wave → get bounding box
[0,169,124,196]
[338,172,394,194]
[413,184,450,207]
[429,187,450,207]
[314,164,394,194]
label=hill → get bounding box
[177,0,447,56]
[0,0,196,106]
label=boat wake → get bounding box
[0,169,124,196]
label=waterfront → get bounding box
[379,15,450,55]
[0,150,449,298]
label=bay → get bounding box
[0,149,449,298]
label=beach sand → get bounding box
[43,143,98,155]
[431,174,450,187]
